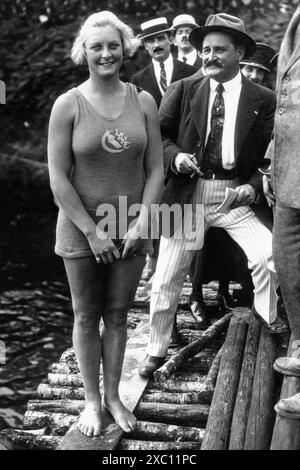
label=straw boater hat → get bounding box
[138,17,173,41]
[189,13,256,59]
[240,43,278,73]
[171,14,199,31]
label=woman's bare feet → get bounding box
[77,401,102,437]
[103,396,136,433]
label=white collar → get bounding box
[178,49,197,62]
[152,54,173,72]
[210,71,242,92]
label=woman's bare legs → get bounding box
[64,257,104,437]
[101,255,145,432]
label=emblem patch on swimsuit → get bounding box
[101,129,131,153]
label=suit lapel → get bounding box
[280,6,300,76]
[189,76,210,146]
[147,63,163,104]
[235,77,262,159]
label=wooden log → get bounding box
[197,346,223,400]
[154,312,232,382]
[0,428,61,450]
[51,362,80,375]
[229,312,262,450]
[58,319,151,450]
[142,390,203,405]
[182,350,215,373]
[172,371,208,381]
[23,411,77,435]
[117,440,201,450]
[201,312,249,449]
[151,378,205,393]
[37,384,85,400]
[59,348,78,365]
[47,373,84,388]
[244,324,277,450]
[271,335,300,450]
[135,402,209,426]
[127,420,205,442]
[27,400,84,415]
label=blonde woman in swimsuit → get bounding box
[47,11,163,437]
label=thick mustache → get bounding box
[153,47,164,52]
[205,59,223,68]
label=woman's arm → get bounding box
[47,93,120,263]
[122,90,164,257]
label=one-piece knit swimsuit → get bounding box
[55,82,153,258]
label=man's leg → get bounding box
[273,201,300,337]
[217,210,277,324]
[147,235,198,357]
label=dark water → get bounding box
[0,206,73,429]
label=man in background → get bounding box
[172,14,202,68]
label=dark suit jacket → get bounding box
[175,53,202,69]
[159,73,276,216]
[131,58,197,108]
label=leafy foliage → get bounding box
[0,0,298,160]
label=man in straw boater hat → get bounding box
[132,17,197,287]
[172,13,202,68]
[240,42,278,88]
[131,17,197,108]
[139,13,282,377]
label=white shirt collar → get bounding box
[152,53,173,73]
[210,71,242,92]
[178,49,197,63]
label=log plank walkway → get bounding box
[0,277,294,450]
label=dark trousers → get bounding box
[273,200,300,338]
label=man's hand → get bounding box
[263,175,276,207]
[174,153,202,176]
[230,184,257,209]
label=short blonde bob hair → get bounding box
[71,11,140,64]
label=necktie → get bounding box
[202,83,225,171]
[182,56,187,63]
[159,62,167,93]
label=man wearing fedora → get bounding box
[240,42,278,89]
[139,13,278,377]
[172,14,202,69]
[131,17,197,109]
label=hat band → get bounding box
[141,24,170,38]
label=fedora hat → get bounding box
[240,43,278,73]
[139,17,172,41]
[189,13,256,58]
[172,14,199,30]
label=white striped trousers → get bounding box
[148,178,277,357]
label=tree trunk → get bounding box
[201,312,249,449]
[154,312,232,382]
[0,428,61,450]
[244,324,278,450]
[127,420,205,442]
[135,402,209,427]
[117,440,201,450]
[37,384,85,400]
[229,312,262,450]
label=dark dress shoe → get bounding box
[138,354,165,378]
[189,300,210,328]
